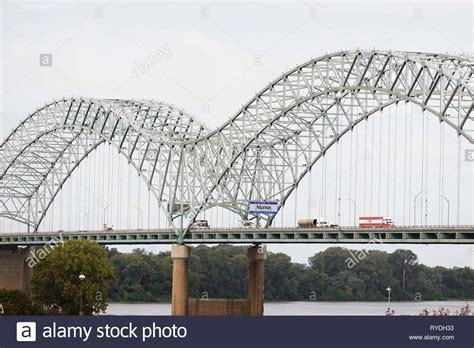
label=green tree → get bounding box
[0,289,44,315]
[354,250,397,300]
[411,265,444,300]
[189,245,247,299]
[103,245,474,303]
[264,253,300,300]
[309,247,352,276]
[389,249,418,291]
[31,240,115,315]
[109,249,154,301]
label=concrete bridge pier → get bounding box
[170,243,267,316]
[171,244,191,316]
[247,245,267,316]
[0,246,32,294]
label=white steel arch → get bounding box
[0,99,208,231]
[0,50,472,238]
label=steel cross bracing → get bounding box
[0,50,473,237]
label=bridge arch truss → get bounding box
[0,50,472,236]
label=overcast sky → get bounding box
[1,1,473,268]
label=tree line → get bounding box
[1,243,472,315]
[107,245,474,302]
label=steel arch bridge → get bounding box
[1,50,473,239]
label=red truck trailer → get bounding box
[359,216,394,228]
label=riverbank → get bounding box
[105,301,472,316]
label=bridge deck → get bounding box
[0,226,473,246]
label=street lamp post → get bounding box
[318,195,326,218]
[79,274,85,315]
[346,199,356,226]
[310,198,318,218]
[441,195,450,226]
[103,204,111,228]
[386,287,392,303]
[133,206,143,229]
[414,191,424,225]
[79,210,89,230]
[337,197,342,225]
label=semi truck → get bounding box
[359,216,394,228]
[297,218,338,228]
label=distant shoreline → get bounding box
[105,301,472,316]
[109,299,473,305]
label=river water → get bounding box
[105,301,470,316]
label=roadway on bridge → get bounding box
[0,226,473,246]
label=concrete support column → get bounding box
[0,246,32,294]
[171,244,191,316]
[247,245,267,316]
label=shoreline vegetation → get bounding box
[107,245,474,303]
[0,243,471,316]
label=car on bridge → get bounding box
[102,224,114,231]
[240,220,255,228]
[191,220,210,229]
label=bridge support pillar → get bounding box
[247,245,267,316]
[0,246,32,294]
[171,244,191,316]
